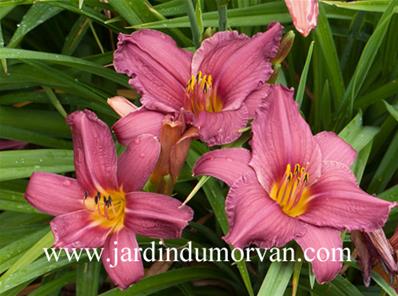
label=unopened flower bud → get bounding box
[107,96,138,117]
[273,30,295,65]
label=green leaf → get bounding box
[368,130,398,193]
[184,0,201,47]
[0,22,7,74]
[99,266,232,296]
[108,0,191,46]
[0,251,84,294]
[257,262,294,296]
[132,2,291,29]
[0,228,48,271]
[355,80,398,109]
[314,275,362,296]
[0,106,69,137]
[0,124,72,149]
[338,112,379,152]
[321,0,393,13]
[7,3,63,48]
[308,264,316,289]
[0,149,74,181]
[0,48,128,87]
[352,142,372,182]
[292,249,303,296]
[379,184,398,201]
[296,41,314,108]
[216,0,228,31]
[0,188,38,213]
[314,4,345,106]
[76,261,101,296]
[341,0,398,118]
[29,271,75,296]
[235,256,254,296]
[195,0,204,39]
[62,16,91,55]
[370,271,398,296]
[154,0,186,17]
[43,1,123,33]
[385,101,398,122]
[108,0,143,25]
[0,230,53,280]
[43,86,67,118]
[0,6,15,20]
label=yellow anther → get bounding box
[270,163,311,217]
[185,71,223,113]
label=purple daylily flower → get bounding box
[113,24,283,146]
[25,110,193,289]
[193,85,394,283]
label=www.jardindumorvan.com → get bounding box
[43,241,351,268]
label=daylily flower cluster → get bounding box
[24,22,394,289]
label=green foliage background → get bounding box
[0,0,397,295]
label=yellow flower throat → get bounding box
[269,163,311,217]
[84,190,126,231]
[186,71,223,114]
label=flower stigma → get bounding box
[84,190,126,231]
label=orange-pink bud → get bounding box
[107,96,138,117]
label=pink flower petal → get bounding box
[250,85,322,192]
[124,192,193,239]
[285,0,319,37]
[113,108,164,146]
[114,30,192,113]
[192,24,282,111]
[25,172,84,216]
[296,224,342,284]
[102,228,144,289]
[193,104,249,146]
[67,110,118,195]
[117,134,161,192]
[192,31,249,84]
[315,131,357,168]
[300,163,393,231]
[193,148,255,186]
[51,210,111,248]
[107,96,138,117]
[224,176,306,248]
[244,84,272,118]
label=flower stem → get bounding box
[184,0,201,48]
[216,0,228,31]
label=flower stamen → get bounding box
[84,190,126,231]
[270,163,310,217]
[186,71,223,114]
